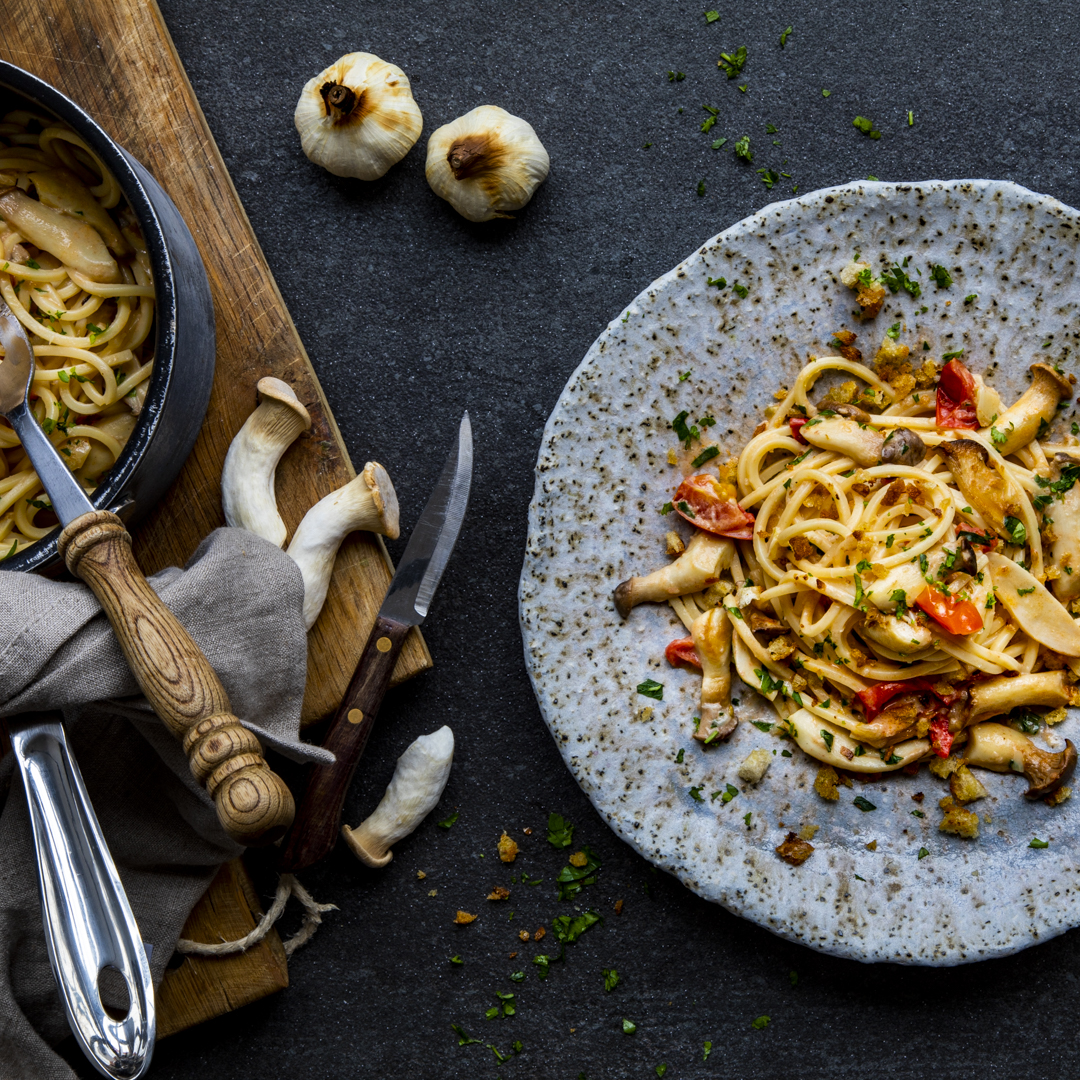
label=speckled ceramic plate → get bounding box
[520,179,1080,966]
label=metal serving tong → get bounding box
[7,712,155,1079]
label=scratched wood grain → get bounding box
[0,0,432,729]
[0,0,431,1033]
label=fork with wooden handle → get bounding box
[0,301,294,846]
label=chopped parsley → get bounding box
[912,810,926,818]
[1030,837,1050,849]
[557,846,601,900]
[552,910,602,943]
[450,955,464,964]
[853,796,877,812]
[757,168,780,189]
[696,178,706,196]
[942,349,965,361]
[452,1024,482,1046]
[1017,586,1036,597]
[755,667,782,695]
[733,135,752,162]
[675,748,685,764]
[820,729,834,751]
[25,258,41,269]
[705,9,720,21]
[637,678,664,700]
[660,502,673,515]
[882,264,921,298]
[623,1019,637,1034]
[677,499,695,517]
[890,589,908,617]
[918,847,930,860]
[692,445,720,467]
[821,89,831,97]
[547,812,575,848]
[718,46,747,78]
[604,968,621,991]
[929,264,953,289]
[780,25,793,47]
[852,115,881,139]
[1003,516,1027,546]
[743,811,752,827]
[721,783,739,804]
[751,719,773,732]
[679,369,692,381]
[732,282,749,298]
[1010,709,1042,735]
[885,321,901,340]
[437,811,460,829]
[689,785,705,802]
[667,71,686,82]
[703,1040,713,1061]
[707,275,728,288]
[751,1016,770,1030]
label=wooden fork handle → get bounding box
[58,510,295,846]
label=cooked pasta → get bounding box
[0,107,155,558]
[616,334,1080,804]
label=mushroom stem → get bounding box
[221,377,312,548]
[341,726,455,868]
[286,461,400,629]
[964,722,1077,798]
[983,363,1074,457]
[691,606,735,742]
[613,531,733,618]
[969,670,1080,721]
[938,439,1019,537]
[987,552,1080,656]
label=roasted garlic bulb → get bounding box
[294,52,423,180]
[425,105,549,222]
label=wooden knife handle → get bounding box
[279,612,411,871]
[58,510,295,846]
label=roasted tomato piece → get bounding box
[673,474,756,538]
[665,637,702,669]
[955,525,997,551]
[915,585,983,635]
[856,678,939,720]
[929,715,954,758]
[789,417,809,444]
[936,358,979,430]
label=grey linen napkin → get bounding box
[0,528,333,1079]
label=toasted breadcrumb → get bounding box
[738,748,773,784]
[665,531,686,556]
[839,259,886,316]
[1045,707,1068,727]
[429,889,438,897]
[914,359,939,389]
[636,706,654,723]
[939,796,979,838]
[454,910,477,924]
[799,824,820,841]
[534,926,546,940]
[949,765,988,804]
[667,447,678,465]
[776,831,815,865]
[417,870,427,879]
[614,899,624,914]
[928,753,964,779]
[518,930,530,942]
[865,839,878,851]
[1046,785,1072,808]
[813,765,840,801]
[487,886,510,900]
[498,832,519,863]
[875,337,910,367]
[568,850,588,868]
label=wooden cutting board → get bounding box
[0,0,432,1035]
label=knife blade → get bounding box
[279,411,473,872]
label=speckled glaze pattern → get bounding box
[520,180,1080,966]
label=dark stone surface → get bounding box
[75,2,1080,1077]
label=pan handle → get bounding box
[9,714,155,1080]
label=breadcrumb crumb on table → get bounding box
[487,886,510,900]
[776,832,814,865]
[518,930,530,942]
[454,911,477,924]
[417,870,427,879]
[839,258,886,316]
[1046,785,1072,808]
[1045,707,1068,726]
[813,765,840,801]
[738,748,772,784]
[799,824,819,841]
[939,796,980,838]
[949,765,988,804]
[665,531,686,556]
[614,899,624,914]
[929,753,964,779]
[498,832,519,862]
[568,851,588,868]
[534,926,546,941]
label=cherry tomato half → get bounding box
[673,474,756,539]
[915,585,983,636]
[936,358,979,430]
[929,715,954,758]
[665,638,702,669]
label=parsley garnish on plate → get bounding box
[705,9,720,22]
[852,115,881,139]
[1030,836,1050,849]
[882,264,921,298]
[780,25,793,47]
[930,264,953,288]
[637,678,664,700]
[557,846,601,900]
[853,796,877,812]
[603,968,620,991]
[734,135,752,162]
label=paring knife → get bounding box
[6,712,155,1080]
[279,411,473,872]
[0,298,294,848]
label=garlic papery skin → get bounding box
[341,726,455,868]
[294,52,423,180]
[425,105,549,222]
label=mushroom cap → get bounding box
[362,461,400,539]
[1025,739,1077,799]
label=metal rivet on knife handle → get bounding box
[348,709,364,724]
[376,636,392,653]
[58,511,295,846]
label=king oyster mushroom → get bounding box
[964,722,1077,798]
[799,410,926,468]
[221,378,312,547]
[937,439,1020,537]
[986,552,1080,656]
[1045,453,1080,603]
[690,606,735,742]
[981,363,1074,457]
[969,670,1080,721]
[613,531,734,618]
